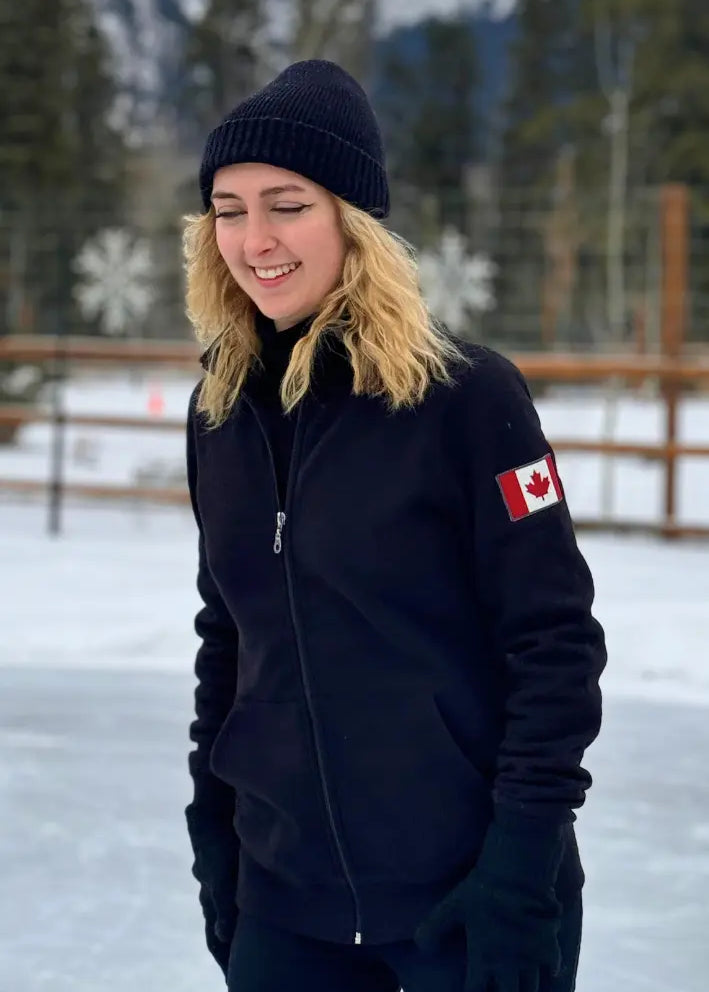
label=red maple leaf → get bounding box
[526,470,551,500]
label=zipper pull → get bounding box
[273,511,286,554]
[354,931,362,945]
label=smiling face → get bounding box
[211,162,347,331]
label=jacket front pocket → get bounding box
[209,698,340,885]
[321,689,490,883]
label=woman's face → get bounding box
[212,162,346,331]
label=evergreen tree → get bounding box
[570,0,709,343]
[493,0,709,348]
[289,0,377,86]
[488,0,590,346]
[179,0,265,141]
[0,0,127,337]
[95,0,193,143]
[0,0,124,209]
[624,0,709,341]
[626,1,709,196]
[497,0,585,190]
[375,14,480,245]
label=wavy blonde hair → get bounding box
[182,196,467,428]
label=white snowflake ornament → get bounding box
[417,227,497,333]
[73,228,156,336]
[1,365,42,396]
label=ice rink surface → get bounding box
[1,491,708,991]
[2,668,707,992]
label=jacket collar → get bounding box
[199,311,316,373]
[198,320,354,402]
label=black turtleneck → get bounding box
[254,311,313,506]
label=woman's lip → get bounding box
[251,263,301,287]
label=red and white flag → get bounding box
[496,453,563,522]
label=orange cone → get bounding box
[147,384,165,417]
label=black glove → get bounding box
[415,808,566,992]
[199,881,236,978]
[186,806,239,979]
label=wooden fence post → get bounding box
[660,183,689,536]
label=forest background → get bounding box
[2,0,709,387]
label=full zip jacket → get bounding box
[244,362,364,940]
[185,329,606,946]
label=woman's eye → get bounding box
[214,204,309,219]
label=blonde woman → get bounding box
[183,59,606,992]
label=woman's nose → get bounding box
[242,215,278,259]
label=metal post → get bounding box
[660,184,689,536]
[47,227,68,537]
[47,332,68,537]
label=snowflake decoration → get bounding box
[1,365,42,397]
[417,227,497,333]
[73,228,155,336]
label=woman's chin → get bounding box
[264,302,317,330]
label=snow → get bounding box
[1,371,709,990]
[93,0,517,39]
[378,0,517,31]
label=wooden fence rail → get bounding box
[1,335,708,538]
[3,333,709,379]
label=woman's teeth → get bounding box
[254,262,300,280]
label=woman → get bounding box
[183,59,606,992]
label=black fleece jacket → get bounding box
[185,322,606,948]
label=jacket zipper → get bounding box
[273,511,286,554]
[244,395,363,945]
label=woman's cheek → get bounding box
[215,225,239,264]
[214,230,228,262]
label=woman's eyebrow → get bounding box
[211,184,307,202]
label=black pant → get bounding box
[227,898,583,992]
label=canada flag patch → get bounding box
[496,453,564,521]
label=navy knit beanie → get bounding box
[199,59,390,218]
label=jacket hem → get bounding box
[236,850,462,945]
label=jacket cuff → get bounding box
[493,803,573,831]
[477,806,567,890]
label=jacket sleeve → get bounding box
[185,383,240,960]
[462,349,606,819]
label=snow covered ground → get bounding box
[1,371,709,990]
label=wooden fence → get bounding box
[1,334,709,538]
